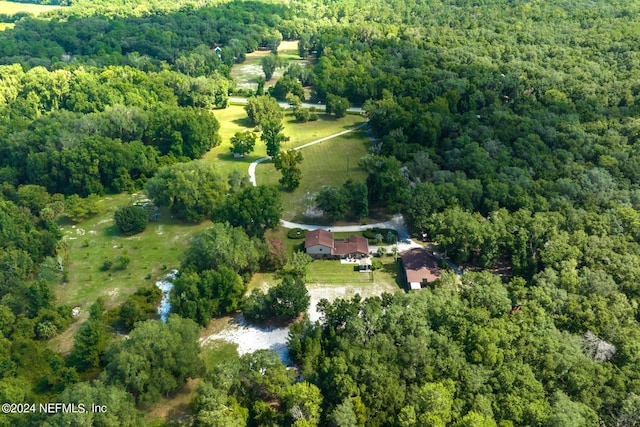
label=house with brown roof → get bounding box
[305,229,369,259]
[401,248,441,290]
[305,229,334,258]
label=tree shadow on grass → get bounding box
[103,225,121,238]
[216,151,265,164]
[381,259,407,291]
[232,116,253,128]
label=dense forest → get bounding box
[0,0,639,425]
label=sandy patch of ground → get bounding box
[307,283,399,322]
[200,315,291,365]
[200,282,400,365]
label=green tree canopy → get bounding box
[229,130,257,157]
[274,149,303,191]
[213,185,283,238]
[261,119,290,158]
[261,53,286,81]
[316,186,349,221]
[326,94,350,118]
[114,205,148,235]
[181,222,263,279]
[145,160,227,222]
[43,380,143,427]
[144,105,221,160]
[244,95,283,127]
[104,315,204,407]
[172,267,245,326]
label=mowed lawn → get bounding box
[0,1,61,15]
[255,129,370,221]
[56,193,211,309]
[306,257,402,289]
[306,261,372,284]
[207,105,366,178]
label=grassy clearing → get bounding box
[207,105,366,178]
[255,129,370,221]
[201,339,239,371]
[307,260,372,284]
[280,113,366,148]
[306,257,402,289]
[56,192,211,310]
[0,22,14,31]
[231,40,311,91]
[0,1,60,15]
[246,271,279,293]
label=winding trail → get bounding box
[248,123,366,186]
[248,123,463,274]
[248,124,421,248]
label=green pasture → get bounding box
[255,129,370,221]
[56,193,211,309]
[0,1,60,15]
[0,22,13,30]
[207,105,366,178]
[56,106,368,310]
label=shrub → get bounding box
[385,231,396,244]
[287,228,307,239]
[294,106,310,122]
[117,285,163,331]
[363,229,379,239]
[363,228,399,241]
[101,260,113,271]
[371,259,383,270]
[114,205,148,235]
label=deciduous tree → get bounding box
[261,119,290,158]
[274,149,303,191]
[145,160,227,222]
[229,130,257,157]
[181,222,262,278]
[244,95,284,127]
[104,315,204,406]
[326,94,349,118]
[213,185,282,238]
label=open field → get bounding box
[0,1,61,15]
[255,129,370,221]
[306,257,402,287]
[0,22,14,30]
[231,40,311,92]
[307,260,373,284]
[207,105,366,178]
[55,193,211,311]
